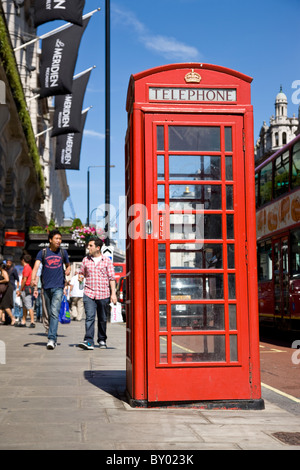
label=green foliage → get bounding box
[72,218,83,228]
[29,225,75,234]
[0,14,44,191]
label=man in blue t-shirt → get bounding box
[31,229,70,350]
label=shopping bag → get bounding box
[110,302,123,323]
[59,295,71,324]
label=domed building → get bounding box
[255,87,299,164]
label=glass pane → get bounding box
[158,244,166,269]
[226,186,233,210]
[228,274,236,299]
[226,156,233,180]
[159,336,168,363]
[169,155,221,180]
[255,173,259,208]
[291,229,300,278]
[229,304,237,330]
[159,274,166,300]
[225,127,232,152]
[157,126,164,151]
[170,214,222,240]
[170,243,223,269]
[274,150,289,198]
[227,244,235,269]
[171,274,223,300]
[171,304,224,330]
[157,185,165,209]
[157,155,164,180]
[169,126,220,151]
[259,162,272,205]
[230,335,238,362]
[169,184,222,210]
[203,215,223,239]
[159,305,167,331]
[274,243,281,316]
[227,214,234,239]
[292,141,300,189]
[172,335,225,363]
[257,241,273,281]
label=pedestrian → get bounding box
[31,229,70,350]
[16,254,35,328]
[0,261,16,326]
[33,263,50,333]
[69,271,85,321]
[77,237,117,350]
[5,257,19,314]
[33,271,42,322]
[13,269,23,323]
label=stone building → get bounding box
[255,87,299,165]
[0,0,69,258]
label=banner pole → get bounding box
[14,8,101,52]
[35,127,53,138]
[27,67,96,102]
[74,65,96,80]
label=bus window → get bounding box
[291,229,300,279]
[274,150,289,198]
[257,241,272,281]
[291,141,300,189]
[255,173,259,208]
[259,162,272,206]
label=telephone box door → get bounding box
[145,114,252,402]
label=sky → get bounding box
[37,0,300,250]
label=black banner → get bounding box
[51,70,91,137]
[34,0,85,27]
[39,17,89,99]
[55,112,88,170]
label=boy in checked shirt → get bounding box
[77,237,117,350]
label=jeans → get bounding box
[43,288,64,342]
[13,304,23,321]
[34,289,42,320]
[83,294,109,345]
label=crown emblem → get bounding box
[185,69,201,83]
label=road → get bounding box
[259,330,300,414]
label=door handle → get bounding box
[146,220,153,235]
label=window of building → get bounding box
[282,132,287,145]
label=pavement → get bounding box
[0,318,300,451]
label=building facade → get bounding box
[255,87,299,165]
[0,0,69,259]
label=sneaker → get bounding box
[77,341,94,350]
[98,341,107,349]
[47,340,56,350]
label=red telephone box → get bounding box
[125,63,264,409]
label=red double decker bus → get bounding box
[256,133,300,330]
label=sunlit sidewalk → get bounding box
[0,320,299,450]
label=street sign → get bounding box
[101,245,114,261]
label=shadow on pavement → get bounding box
[83,370,127,401]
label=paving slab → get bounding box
[0,320,299,450]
